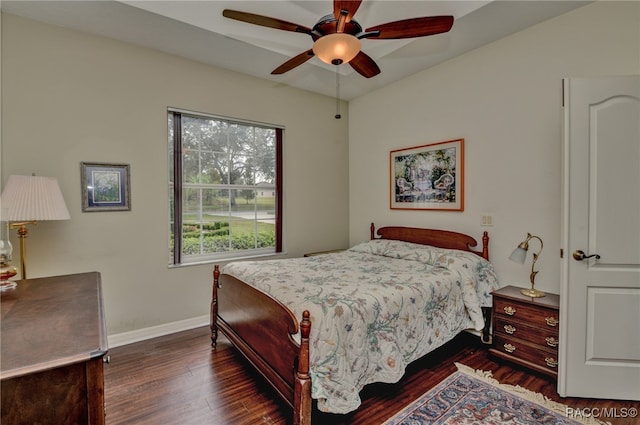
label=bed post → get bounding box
[211,265,220,347]
[480,231,492,344]
[481,307,492,344]
[481,231,489,261]
[370,222,376,240]
[293,310,312,425]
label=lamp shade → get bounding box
[312,33,361,65]
[509,246,527,264]
[1,175,71,221]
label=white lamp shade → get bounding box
[509,247,527,264]
[1,175,71,221]
[313,33,361,65]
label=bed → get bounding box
[210,223,498,425]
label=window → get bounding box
[168,109,282,265]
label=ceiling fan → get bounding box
[223,0,454,78]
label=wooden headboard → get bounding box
[370,223,489,260]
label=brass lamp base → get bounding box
[520,287,546,298]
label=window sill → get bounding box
[168,251,289,269]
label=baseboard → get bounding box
[108,314,210,348]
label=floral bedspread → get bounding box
[222,239,500,414]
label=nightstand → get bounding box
[489,285,560,378]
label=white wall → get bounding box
[1,14,349,335]
[0,7,3,188]
[349,1,639,296]
[3,1,638,338]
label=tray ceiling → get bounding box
[1,1,590,100]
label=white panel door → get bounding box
[560,75,640,400]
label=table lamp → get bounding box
[1,175,71,279]
[509,232,545,298]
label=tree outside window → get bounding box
[168,110,282,265]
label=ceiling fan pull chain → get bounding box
[335,66,342,119]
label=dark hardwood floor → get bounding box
[104,326,638,425]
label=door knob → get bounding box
[573,250,601,261]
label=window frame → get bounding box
[168,108,283,266]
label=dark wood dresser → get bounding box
[489,285,560,378]
[1,272,108,425]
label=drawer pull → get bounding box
[503,306,517,316]
[504,343,516,353]
[545,317,559,327]
[545,357,558,368]
[545,337,559,347]
[504,324,516,334]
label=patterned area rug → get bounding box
[383,363,609,425]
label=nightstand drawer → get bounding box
[493,334,558,374]
[494,297,559,329]
[494,317,559,348]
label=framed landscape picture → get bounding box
[81,162,131,212]
[390,139,464,211]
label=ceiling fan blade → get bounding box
[333,0,362,22]
[349,51,381,78]
[271,50,315,75]
[223,9,312,36]
[365,16,454,39]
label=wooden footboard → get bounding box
[211,265,312,425]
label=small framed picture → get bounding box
[81,162,131,212]
[390,139,464,211]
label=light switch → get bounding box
[481,215,493,226]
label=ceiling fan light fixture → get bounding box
[313,33,361,65]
